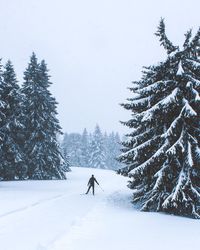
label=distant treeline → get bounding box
[62,125,124,170]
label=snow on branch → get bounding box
[120,135,162,160]
[0,100,6,109]
[162,100,197,140]
[186,59,200,69]
[141,88,180,122]
[166,129,185,155]
[191,185,200,200]
[162,171,187,209]
[189,85,200,102]
[129,142,168,177]
[176,61,184,76]
[195,147,200,161]
[192,205,200,219]
[130,128,155,147]
[141,193,158,211]
[182,100,197,117]
[187,76,200,88]
[153,162,168,191]
[187,142,193,167]
[129,81,141,91]
[172,171,187,201]
[125,96,150,109]
[136,80,176,97]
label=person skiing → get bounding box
[85,174,99,195]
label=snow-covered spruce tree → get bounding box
[0,61,26,180]
[22,53,66,179]
[89,125,106,169]
[112,132,124,170]
[119,19,200,218]
[62,133,82,167]
[103,132,110,167]
[61,145,71,172]
[105,132,122,170]
[80,128,90,167]
[61,133,71,166]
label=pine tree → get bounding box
[22,53,66,179]
[62,133,71,169]
[119,19,200,218]
[113,132,123,170]
[89,125,106,169]
[61,145,71,172]
[62,133,82,167]
[103,132,109,167]
[0,61,26,180]
[105,132,123,170]
[105,132,115,169]
[80,128,90,167]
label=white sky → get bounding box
[0,0,200,134]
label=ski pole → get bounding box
[98,184,104,192]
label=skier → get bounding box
[85,175,99,195]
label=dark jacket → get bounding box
[88,176,99,186]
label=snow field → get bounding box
[0,167,199,250]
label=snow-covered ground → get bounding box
[0,167,199,250]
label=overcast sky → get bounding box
[0,0,200,134]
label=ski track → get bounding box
[0,194,65,219]
[48,190,132,250]
[0,190,84,220]
[48,199,106,250]
[47,188,134,250]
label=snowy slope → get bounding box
[0,167,199,250]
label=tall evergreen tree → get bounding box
[104,132,109,167]
[0,61,25,180]
[22,53,66,179]
[105,132,121,170]
[61,145,71,172]
[80,128,90,167]
[0,60,7,179]
[62,133,82,166]
[119,19,200,218]
[89,125,106,169]
[113,132,123,170]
